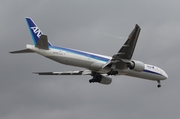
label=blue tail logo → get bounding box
[26,17,52,46]
[31,26,42,38]
[26,17,45,45]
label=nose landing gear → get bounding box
[157,80,161,88]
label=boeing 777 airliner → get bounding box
[10,17,168,88]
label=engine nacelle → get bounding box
[99,75,112,85]
[128,60,145,72]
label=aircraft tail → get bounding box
[10,18,52,54]
[25,17,52,46]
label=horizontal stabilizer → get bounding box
[35,35,49,50]
[10,49,34,53]
[32,70,92,75]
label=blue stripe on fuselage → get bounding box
[49,46,110,62]
[143,69,163,76]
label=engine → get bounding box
[99,75,112,85]
[127,60,145,72]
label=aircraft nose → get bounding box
[164,72,168,79]
[161,70,168,80]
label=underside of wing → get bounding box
[103,24,141,70]
[113,24,141,60]
[33,70,92,75]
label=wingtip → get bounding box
[31,72,39,74]
[135,24,140,28]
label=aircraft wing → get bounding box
[33,70,92,75]
[103,24,141,69]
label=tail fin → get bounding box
[25,17,52,46]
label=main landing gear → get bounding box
[89,72,102,83]
[107,70,118,75]
[157,80,161,88]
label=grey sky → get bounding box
[1,0,180,119]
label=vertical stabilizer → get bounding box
[25,17,52,46]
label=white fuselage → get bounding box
[27,44,168,81]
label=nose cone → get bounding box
[164,72,168,79]
[161,70,168,80]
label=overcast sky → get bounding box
[1,0,180,119]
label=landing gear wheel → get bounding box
[114,71,118,75]
[107,70,118,75]
[89,72,102,84]
[157,84,161,88]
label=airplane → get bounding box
[10,17,168,88]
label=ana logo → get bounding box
[147,65,154,69]
[31,26,42,38]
